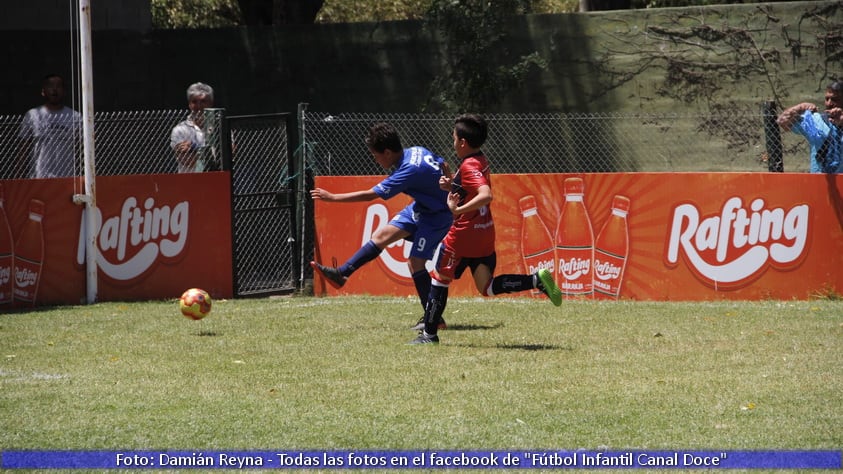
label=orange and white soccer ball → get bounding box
[179,288,212,320]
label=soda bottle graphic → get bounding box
[0,184,13,307]
[518,195,555,297]
[13,199,45,307]
[554,177,594,298]
[593,195,630,300]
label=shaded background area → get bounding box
[0,2,839,118]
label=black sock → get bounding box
[424,284,448,335]
[412,270,431,310]
[490,274,534,295]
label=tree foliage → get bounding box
[150,0,799,28]
[151,0,582,28]
[317,0,435,23]
[151,0,324,28]
[423,0,548,112]
[151,0,243,28]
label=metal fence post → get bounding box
[202,107,225,171]
[219,109,232,172]
[296,103,309,290]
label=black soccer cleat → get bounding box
[310,261,347,289]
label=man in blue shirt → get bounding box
[777,80,843,174]
[310,122,452,310]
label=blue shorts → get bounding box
[389,204,452,261]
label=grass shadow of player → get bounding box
[446,322,504,331]
[495,343,571,351]
[453,341,573,351]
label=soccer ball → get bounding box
[179,288,212,320]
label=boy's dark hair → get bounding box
[828,80,843,94]
[366,122,403,153]
[454,114,487,148]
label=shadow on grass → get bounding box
[496,343,572,351]
[446,322,504,331]
[443,323,571,350]
[198,330,220,337]
[0,305,70,315]
[454,342,572,351]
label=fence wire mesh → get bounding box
[302,111,810,175]
[95,109,190,175]
[0,108,813,179]
[0,112,84,179]
[0,110,188,178]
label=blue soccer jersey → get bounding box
[372,146,452,260]
[373,146,450,214]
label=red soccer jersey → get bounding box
[442,152,495,258]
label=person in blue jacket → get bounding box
[777,80,843,174]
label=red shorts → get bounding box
[433,243,497,284]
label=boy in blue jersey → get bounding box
[310,122,452,310]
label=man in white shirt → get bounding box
[170,82,215,173]
[16,74,82,179]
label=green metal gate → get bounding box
[226,113,298,296]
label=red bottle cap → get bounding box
[29,199,46,217]
[564,177,584,195]
[519,195,537,213]
[612,195,630,213]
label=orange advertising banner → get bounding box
[312,173,843,301]
[0,173,233,311]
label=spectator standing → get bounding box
[16,74,82,178]
[777,80,843,174]
[170,82,215,173]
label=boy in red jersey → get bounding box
[410,114,562,345]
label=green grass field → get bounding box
[1,296,841,472]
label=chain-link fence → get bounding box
[301,109,810,175]
[0,108,253,177]
[0,107,812,179]
[0,109,188,178]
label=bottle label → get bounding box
[524,249,555,296]
[557,247,593,296]
[523,249,555,274]
[593,249,626,299]
[13,256,41,304]
[0,254,12,305]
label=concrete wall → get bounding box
[0,1,839,116]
